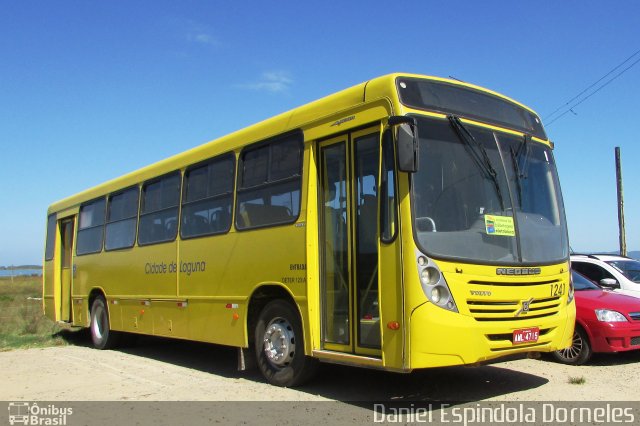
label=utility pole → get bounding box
[615,147,627,256]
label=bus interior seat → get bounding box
[165,219,177,238]
[210,209,230,232]
[150,223,164,242]
[196,214,210,234]
[238,207,251,228]
[242,203,292,227]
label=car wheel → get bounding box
[254,300,318,387]
[552,327,592,365]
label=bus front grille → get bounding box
[466,297,561,321]
[465,278,563,321]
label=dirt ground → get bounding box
[2,336,640,402]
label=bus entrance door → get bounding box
[58,218,74,322]
[319,128,381,357]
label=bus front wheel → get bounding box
[90,297,120,350]
[254,300,317,387]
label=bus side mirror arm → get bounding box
[388,116,419,173]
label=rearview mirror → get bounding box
[389,116,419,173]
[600,278,620,289]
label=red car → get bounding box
[553,270,640,364]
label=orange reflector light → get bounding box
[233,313,240,320]
[387,321,400,330]
[140,309,145,315]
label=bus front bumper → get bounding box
[408,301,575,368]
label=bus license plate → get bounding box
[513,327,539,345]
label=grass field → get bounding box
[0,276,68,350]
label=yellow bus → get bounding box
[43,73,575,386]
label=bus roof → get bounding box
[47,73,541,214]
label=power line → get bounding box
[546,55,640,126]
[544,48,640,122]
[544,48,640,126]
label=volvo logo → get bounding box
[496,267,541,276]
[515,298,534,316]
[470,290,492,296]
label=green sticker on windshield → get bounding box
[485,215,515,236]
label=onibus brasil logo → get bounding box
[8,402,73,425]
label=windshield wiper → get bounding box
[516,134,531,176]
[509,146,523,207]
[509,134,531,208]
[448,115,505,210]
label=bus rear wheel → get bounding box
[254,300,318,387]
[90,297,120,349]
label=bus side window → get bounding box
[380,131,397,242]
[77,198,106,255]
[44,213,57,261]
[105,186,139,251]
[236,132,303,230]
[138,173,181,245]
[181,153,235,238]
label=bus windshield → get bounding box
[411,115,568,265]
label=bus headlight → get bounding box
[431,286,441,303]
[421,267,440,285]
[416,250,458,313]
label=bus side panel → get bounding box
[73,252,103,326]
[153,300,188,337]
[186,300,246,347]
[179,222,307,347]
[379,238,405,368]
[304,141,320,354]
[74,242,178,333]
[71,297,89,327]
[178,230,245,346]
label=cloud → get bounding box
[185,20,220,47]
[236,71,293,93]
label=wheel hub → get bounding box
[558,331,583,360]
[92,305,105,339]
[263,318,295,367]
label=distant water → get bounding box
[0,268,42,277]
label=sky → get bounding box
[1,1,639,265]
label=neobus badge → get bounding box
[496,268,542,276]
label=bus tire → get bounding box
[254,300,318,387]
[90,297,120,350]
